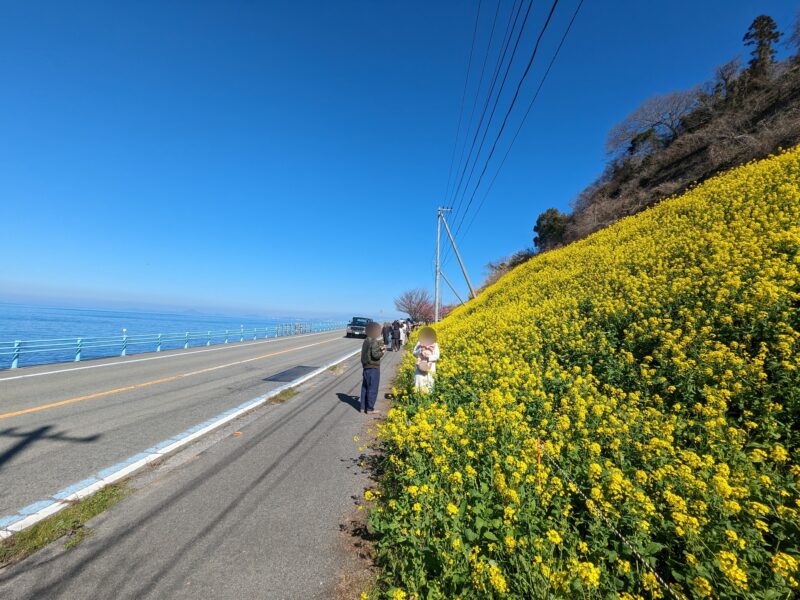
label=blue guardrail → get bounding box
[0,321,346,369]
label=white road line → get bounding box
[0,348,361,539]
[0,329,343,383]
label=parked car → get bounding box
[345,316,373,338]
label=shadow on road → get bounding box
[336,393,360,411]
[0,426,101,471]
[0,360,365,599]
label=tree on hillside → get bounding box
[394,288,434,323]
[484,248,536,287]
[712,58,742,103]
[605,89,698,157]
[533,208,568,251]
[743,15,782,77]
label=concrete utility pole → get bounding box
[440,210,476,299]
[434,208,448,322]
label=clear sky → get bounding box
[1,1,797,319]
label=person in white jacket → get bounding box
[413,327,440,393]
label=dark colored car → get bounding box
[345,316,372,338]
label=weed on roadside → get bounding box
[0,482,130,567]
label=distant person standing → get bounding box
[359,322,385,414]
[399,321,407,346]
[382,322,392,349]
[391,321,401,352]
[413,326,440,393]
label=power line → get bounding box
[450,0,542,231]
[442,0,529,266]
[433,3,488,276]
[449,0,562,245]
[447,0,529,227]
[449,0,503,211]
[443,0,483,204]
[458,0,584,245]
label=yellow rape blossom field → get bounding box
[368,149,800,599]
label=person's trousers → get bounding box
[360,367,380,411]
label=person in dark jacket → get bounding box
[391,321,401,351]
[382,322,392,349]
[360,322,385,413]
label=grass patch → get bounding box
[0,482,130,567]
[328,363,346,376]
[63,526,92,549]
[269,387,297,404]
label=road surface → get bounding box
[0,348,402,599]
[0,331,361,519]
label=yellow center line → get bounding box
[0,337,341,421]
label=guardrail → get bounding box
[0,321,346,370]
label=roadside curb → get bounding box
[0,348,360,540]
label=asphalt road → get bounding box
[0,331,361,518]
[0,348,401,600]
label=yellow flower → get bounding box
[488,563,508,593]
[577,561,600,588]
[546,529,562,545]
[692,576,712,597]
[446,502,459,516]
[718,550,748,590]
[642,572,662,598]
[772,552,799,578]
[772,444,789,462]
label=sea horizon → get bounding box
[0,302,349,368]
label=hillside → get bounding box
[564,60,800,245]
[480,14,800,289]
[369,148,800,598]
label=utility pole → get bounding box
[434,208,448,322]
[440,210,476,299]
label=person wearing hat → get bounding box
[412,326,440,393]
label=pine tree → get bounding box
[743,15,781,78]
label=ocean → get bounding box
[0,303,340,369]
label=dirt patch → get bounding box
[335,504,379,600]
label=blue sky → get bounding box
[1,1,797,319]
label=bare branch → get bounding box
[605,89,700,156]
[394,288,434,323]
